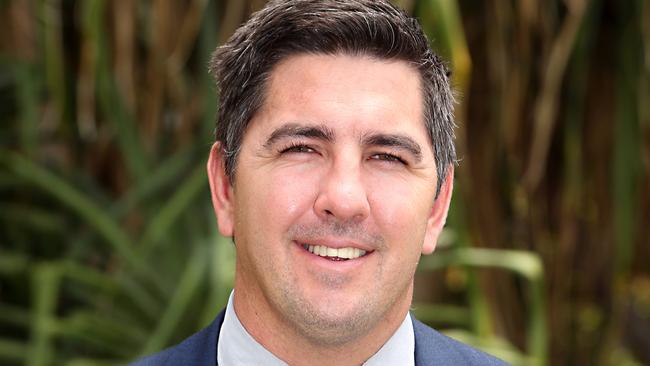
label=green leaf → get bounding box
[138,244,208,356]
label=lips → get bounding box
[300,243,368,260]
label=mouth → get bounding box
[300,243,370,261]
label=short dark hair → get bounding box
[209,0,455,196]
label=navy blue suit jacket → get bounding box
[132,310,508,365]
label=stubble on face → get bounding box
[262,221,400,347]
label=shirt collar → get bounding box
[364,310,415,366]
[217,291,414,365]
[217,292,286,365]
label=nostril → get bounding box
[324,209,333,216]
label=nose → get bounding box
[314,159,370,223]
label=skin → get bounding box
[208,54,453,366]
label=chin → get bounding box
[295,308,376,347]
[278,291,381,347]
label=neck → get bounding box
[232,275,413,366]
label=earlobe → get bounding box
[207,142,235,237]
[421,165,454,255]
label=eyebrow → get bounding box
[362,132,423,163]
[263,123,424,163]
[263,123,335,148]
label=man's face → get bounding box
[208,54,452,345]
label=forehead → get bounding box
[251,53,431,149]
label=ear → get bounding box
[207,142,235,237]
[421,165,454,255]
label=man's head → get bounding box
[210,0,455,196]
[207,0,455,360]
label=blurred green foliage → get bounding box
[0,0,648,365]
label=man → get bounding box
[134,0,507,364]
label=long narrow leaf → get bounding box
[419,248,546,365]
[3,152,154,278]
[27,263,61,366]
[85,0,150,183]
[138,245,208,356]
[139,162,209,254]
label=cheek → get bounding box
[279,168,319,207]
[367,177,433,245]
[368,177,429,223]
[248,168,320,229]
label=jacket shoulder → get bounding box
[412,317,510,366]
[129,310,225,366]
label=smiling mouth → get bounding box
[300,243,369,261]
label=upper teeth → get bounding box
[303,244,366,259]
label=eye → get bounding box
[369,153,407,165]
[280,143,315,154]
